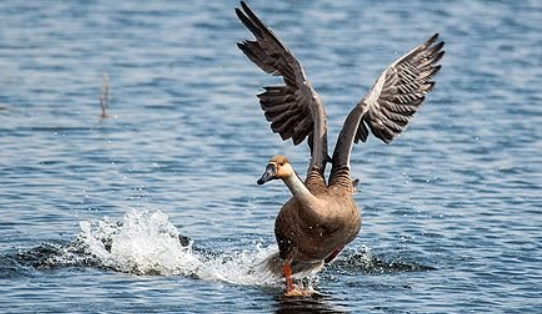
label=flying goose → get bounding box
[235,1,444,296]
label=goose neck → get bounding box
[282,172,318,204]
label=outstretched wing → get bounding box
[235,1,328,172]
[356,33,444,144]
[331,34,445,182]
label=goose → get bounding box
[235,1,445,296]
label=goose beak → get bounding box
[257,164,277,185]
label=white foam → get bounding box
[77,209,280,286]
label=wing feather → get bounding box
[236,1,329,171]
[356,34,445,144]
[330,34,445,185]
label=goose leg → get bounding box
[282,259,311,297]
[282,260,297,294]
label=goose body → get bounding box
[235,1,445,296]
[270,160,360,262]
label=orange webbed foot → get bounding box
[282,261,316,297]
[284,286,315,297]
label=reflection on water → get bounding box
[274,295,349,314]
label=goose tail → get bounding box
[257,251,283,280]
[257,251,325,280]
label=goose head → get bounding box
[257,155,294,185]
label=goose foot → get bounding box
[284,286,315,297]
[282,258,317,297]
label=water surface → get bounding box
[1,0,541,313]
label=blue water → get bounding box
[1,0,541,313]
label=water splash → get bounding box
[76,209,279,286]
[329,246,437,274]
[1,209,435,287]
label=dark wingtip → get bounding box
[354,135,367,144]
[433,50,445,64]
[431,41,445,54]
[240,1,251,13]
[418,33,439,51]
[234,7,243,19]
[236,42,246,53]
[426,33,439,46]
[429,65,442,78]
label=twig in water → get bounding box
[100,72,109,118]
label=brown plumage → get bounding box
[236,1,445,296]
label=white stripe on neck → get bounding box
[282,171,317,204]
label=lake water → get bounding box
[1,0,541,313]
